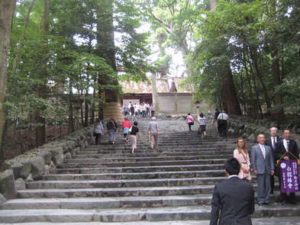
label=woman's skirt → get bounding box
[108,129,115,142]
[130,135,137,149]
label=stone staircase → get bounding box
[0,119,300,224]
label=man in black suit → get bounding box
[265,127,281,194]
[210,158,255,225]
[274,129,299,204]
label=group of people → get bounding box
[211,128,299,225]
[186,109,229,138]
[123,102,156,119]
[93,118,118,145]
[122,116,159,153]
[186,113,207,137]
[94,116,159,154]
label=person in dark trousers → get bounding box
[217,111,229,137]
[151,104,155,117]
[186,113,194,132]
[214,108,220,122]
[130,104,135,120]
[274,129,299,204]
[210,158,255,225]
[265,127,281,194]
[251,134,275,205]
[93,119,104,145]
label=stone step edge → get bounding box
[0,217,300,225]
[0,206,299,222]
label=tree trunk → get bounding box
[270,40,284,120]
[80,99,84,126]
[151,73,159,113]
[98,77,104,120]
[243,49,263,117]
[35,0,49,146]
[68,82,75,133]
[91,86,96,124]
[0,0,16,161]
[222,64,242,115]
[11,0,37,74]
[96,0,118,103]
[84,91,89,127]
[249,47,272,114]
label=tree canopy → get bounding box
[0,0,299,160]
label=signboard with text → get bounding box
[280,160,300,193]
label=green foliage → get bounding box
[188,0,300,121]
[6,0,152,132]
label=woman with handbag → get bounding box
[128,121,139,154]
[186,113,194,132]
[233,137,252,181]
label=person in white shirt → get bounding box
[217,111,229,137]
[198,113,207,137]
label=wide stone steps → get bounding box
[1,119,297,224]
[1,195,212,210]
[60,160,228,168]
[69,157,231,162]
[1,218,299,225]
[2,193,294,212]
[1,205,300,223]
[78,149,234,155]
[74,152,232,157]
[55,165,225,173]
[17,185,215,198]
[44,170,225,180]
[27,177,226,189]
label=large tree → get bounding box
[0,0,16,160]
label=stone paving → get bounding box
[0,117,300,224]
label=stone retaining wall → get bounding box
[0,126,93,203]
[228,115,300,144]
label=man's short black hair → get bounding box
[224,158,241,175]
[134,121,138,126]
